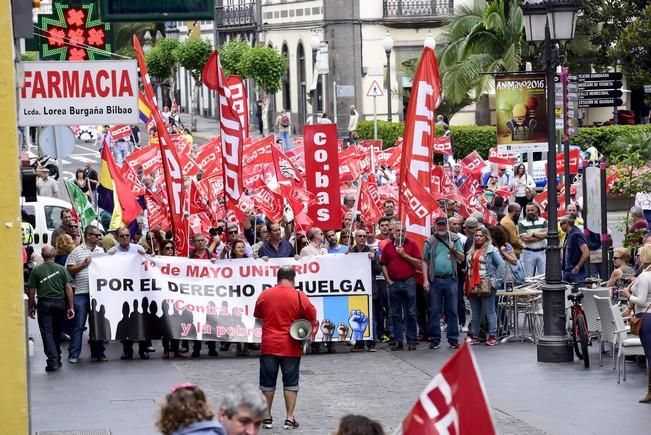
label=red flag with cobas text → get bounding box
[399,47,442,248]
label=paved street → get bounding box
[29,317,651,435]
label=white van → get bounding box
[21,196,72,255]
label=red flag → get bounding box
[120,164,146,197]
[252,186,284,223]
[243,135,274,166]
[285,145,305,172]
[145,189,170,231]
[404,171,442,224]
[359,179,383,225]
[431,166,462,203]
[195,140,222,177]
[401,343,496,435]
[546,148,581,175]
[109,125,132,141]
[384,144,403,168]
[488,147,516,166]
[134,35,189,256]
[271,143,304,189]
[304,124,342,230]
[189,180,213,217]
[124,145,163,176]
[399,47,442,248]
[432,136,453,156]
[461,151,488,177]
[226,75,249,139]
[203,50,245,215]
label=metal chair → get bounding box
[594,295,619,369]
[610,303,645,383]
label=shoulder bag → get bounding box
[629,304,650,335]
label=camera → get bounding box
[209,227,223,237]
[505,281,514,292]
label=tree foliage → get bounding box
[439,0,523,105]
[145,39,180,82]
[580,0,651,86]
[173,38,213,82]
[219,40,251,78]
[241,46,288,94]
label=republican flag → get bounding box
[398,46,442,248]
[138,91,153,125]
[97,140,142,231]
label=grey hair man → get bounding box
[218,383,268,435]
[628,206,649,246]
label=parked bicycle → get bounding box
[565,279,601,368]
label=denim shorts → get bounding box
[259,355,301,392]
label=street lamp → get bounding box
[522,0,579,363]
[383,31,394,122]
[310,33,321,124]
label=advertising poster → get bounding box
[495,73,548,153]
[89,252,373,344]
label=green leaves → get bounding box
[145,39,179,81]
[216,41,288,94]
[173,38,213,82]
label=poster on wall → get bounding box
[495,73,549,154]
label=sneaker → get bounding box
[262,417,273,429]
[95,355,108,362]
[68,357,79,364]
[390,342,404,351]
[380,335,391,343]
[367,345,377,352]
[466,336,480,345]
[350,346,365,353]
[428,341,440,349]
[45,365,59,372]
[284,418,299,430]
[407,342,418,351]
[449,342,460,349]
[486,336,497,346]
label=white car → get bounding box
[21,196,102,255]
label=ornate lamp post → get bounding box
[522,0,579,363]
[382,32,394,122]
[310,34,321,124]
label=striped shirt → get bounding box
[66,244,104,294]
[518,216,547,250]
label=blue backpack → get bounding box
[586,230,601,251]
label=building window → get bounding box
[282,43,291,111]
[297,42,306,128]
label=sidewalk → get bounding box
[29,314,651,435]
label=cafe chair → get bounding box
[582,287,610,340]
[594,295,620,369]
[609,303,644,383]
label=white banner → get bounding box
[19,60,139,126]
[585,166,602,232]
[88,252,373,343]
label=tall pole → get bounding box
[0,0,29,431]
[385,49,392,122]
[312,48,319,125]
[537,21,573,363]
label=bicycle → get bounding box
[565,279,600,368]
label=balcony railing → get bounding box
[383,0,454,18]
[215,3,256,28]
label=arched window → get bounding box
[281,43,291,111]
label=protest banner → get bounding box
[89,252,373,344]
[398,343,495,435]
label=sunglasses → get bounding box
[228,230,238,235]
[118,234,130,238]
[88,233,102,237]
[163,246,174,250]
[613,256,621,260]
[356,235,367,238]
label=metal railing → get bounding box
[383,0,454,17]
[215,3,256,28]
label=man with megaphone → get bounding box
[254,266,317,430]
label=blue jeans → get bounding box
[389,277,417,343]
[563,270,586,284]
[69,294,105,359]
[429,277,459,344]
[522,249,545,277]
[278,131,291,151]
[470,290,497,337]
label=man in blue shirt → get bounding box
[325,230,348,254]
[422,217,465,349]
[561,216,590,283]
[258,223,296,259]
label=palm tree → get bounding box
[439,0,524,125]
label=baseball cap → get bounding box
[435,216,448,225]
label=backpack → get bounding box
[586,230,601,251]
[280,114,290,128]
